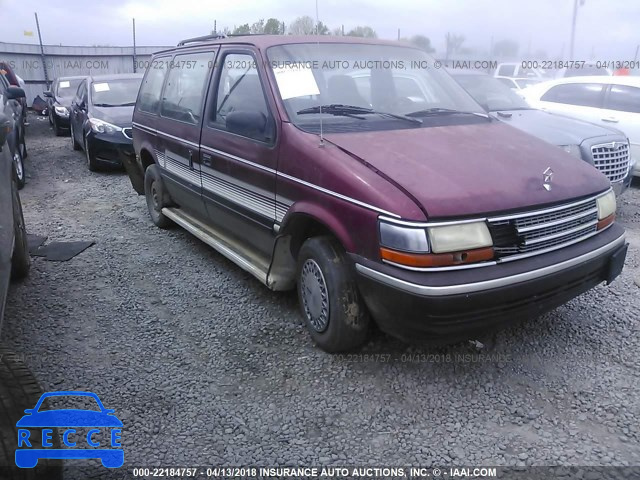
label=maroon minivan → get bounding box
[123,35,628,352]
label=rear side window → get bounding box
[606,85,640,113]
[541,83,604,108]
[138,59,169,113]
[160,52,213,124]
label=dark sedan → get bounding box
[69,74,143,171]
[0,112,29,330]
[44,76,87,136]
[452,70,635,195]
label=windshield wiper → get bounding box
[406,108,490,119]
[297,104,422,125]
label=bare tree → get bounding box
[409,35,435,53]
[288,16,315,35]
[347,26,377,38]
[264,18,283,34]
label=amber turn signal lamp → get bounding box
[597,213,615,230]
[380,247,494,268]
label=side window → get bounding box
[138,59,168,113]
[498,65,516,77]
[160,52,212,124]
[606,85,640,114]
[212,53,272,142]
[75,80,86,104]
[541,83,603,108]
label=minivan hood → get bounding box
[91,105,134,128]
[492,109,623,145]
[324,122,610,219]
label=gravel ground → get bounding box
[2,116,640,478]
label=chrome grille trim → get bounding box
[488,191,609,260]
[591,142,630,182]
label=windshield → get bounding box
[55,78,83,98]
[267,43,485,132]
[454,74,531,111]
[91,78,142,106]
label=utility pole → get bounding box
[569,0,585,59]
[132,18,137,73]
[634,45,639,62]
[34,12,49,89]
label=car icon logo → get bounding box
[15,391,124,469]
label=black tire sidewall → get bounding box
[144,165,171,228]
[10,174,30,280]
[297,236,370,352]
[12,148,25,190]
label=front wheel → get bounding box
[144,164,172,229]
[297,236,370,352]
[12,148,25,190]
[85,137,99,172]
[10,172,30,280]
[70,122,81,151]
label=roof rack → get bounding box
[177,34,227,46]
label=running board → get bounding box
[161,208,269,285]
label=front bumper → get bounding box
[354,224,627,343]
[52,111,70,128]
[87,131,133,166]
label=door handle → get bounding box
[602,117,619,123]
[188,149,193,169]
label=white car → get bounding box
[522,76,640,177]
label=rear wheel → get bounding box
[53,118,64,137]
[144,164,172,229]
[10,173,30,280]
[297,236,370,352]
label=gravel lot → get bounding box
[2,116,640,478]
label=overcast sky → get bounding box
[1,0,638,59]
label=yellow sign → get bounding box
[23,31,34,36]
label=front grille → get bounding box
[122,128,133,140]
[489,196,599,258]
[591,142,629,182]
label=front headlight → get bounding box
[427,222,493,253]
[560,144,582,159]
[89,117,122,134]
[378,219,494,268]
[596,190,616,220]
[54,105,69,116]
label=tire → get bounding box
[0,347,63,479]
[296,236,370,352]
[84,137,99,172]
[12,148,25,191]
[10,174,30,280]
[53,119,64,137]
[70,123,80,151]
[144,165,172,229]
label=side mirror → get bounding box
[225,110,268,139]
[0,113,10,147]
[6,86,26,100]
[43,90,53,98]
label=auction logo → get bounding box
[15,391,124,468]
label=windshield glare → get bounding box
[56,78,83,98]
[91,78,142,106]
[454,75,531,111]
[267,43,484,128]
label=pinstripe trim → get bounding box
[137,125,400,219]
[201,169,275,219]
[164,154,200,185]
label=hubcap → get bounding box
[13,151,23,180]
[300,259,330,332]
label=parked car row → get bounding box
[0,62,28,189]
[110,35,628,352]
[45,74,143,171]
[452,70,635,192]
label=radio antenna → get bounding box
[316,0,324,147]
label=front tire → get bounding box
[144,165,172,229]
[85,137,99,172]
[297,236,370,352]
[10,173,30,280]
[12,148,25,190]
[70,122,81,151]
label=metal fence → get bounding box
[0,42,171,105]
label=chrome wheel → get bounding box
[13,150,24,183]
[300,259,330,332]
